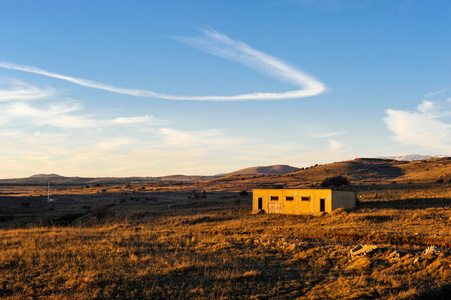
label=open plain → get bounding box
[2,158,451,299]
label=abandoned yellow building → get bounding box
[252,189,356,214]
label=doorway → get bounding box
[258,198,263,210]
[320,199,325,212]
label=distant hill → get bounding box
[290,157,451,183]
[3,157,451,186]
[0,165,298,185]
[285,158,406,184]
[238,157,451,187]
[0,174,221,185]
[29,174,63,178]
[204,157,451,189]
[226,165,299,176]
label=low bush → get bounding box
[91,205,108,222]
[239,190,248,196]
[321,175,350,187]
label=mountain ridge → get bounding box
[226,164,299,176]
[0,164,298,185]
[377,154,448,161]
[2,155,451,186]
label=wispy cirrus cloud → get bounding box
[328,139,343,151]
[112,116,155,125]
[0,78,55,101]
[424,89,446,99]
[159,128,252,148]
[384,99,451,150]
[171,28,325,100]
[0,28,325,101]
[0,101,155,129]
[313,131,347,138]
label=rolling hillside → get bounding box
[2,157,451,187]
[205,157,451,190]
[0,174,221,185]
[276,157,451,185]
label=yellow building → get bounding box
[252,189,356,215]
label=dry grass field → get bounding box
[2,179,451,299]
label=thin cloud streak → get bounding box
[0,78,55,101]
[313,131,347,138]
[172,28,326,99]
[424,89,446,99]
[0,101,155,128]
[0,29,325,101]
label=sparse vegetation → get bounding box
[3,157,451,298]
[2,190,451,299]
[91,205,108,222]
[320,175,349,187]
[239,190,249,196]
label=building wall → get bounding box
[253,189,270,213]
[252,189,356,215]
[252,189,339,214]
[331,191,356,210]
[281,189,297,213]
[311,189,332,213]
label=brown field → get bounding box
[2,180,451,299]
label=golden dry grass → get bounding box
[2,184,451,299]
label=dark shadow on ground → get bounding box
[359,198,451,210]
[412,284,451,300]
[346,159,406,179]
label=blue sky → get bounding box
[0,0,450,177]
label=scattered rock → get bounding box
[350,244,378,257]
[423,246,443,256]
[388,250,401,260]
[320,258,332,268]
[288,243,298,251]
[413,257,423,264]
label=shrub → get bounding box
[91,205,108,222]
[239,190,248,196]
[320,175,349,188]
